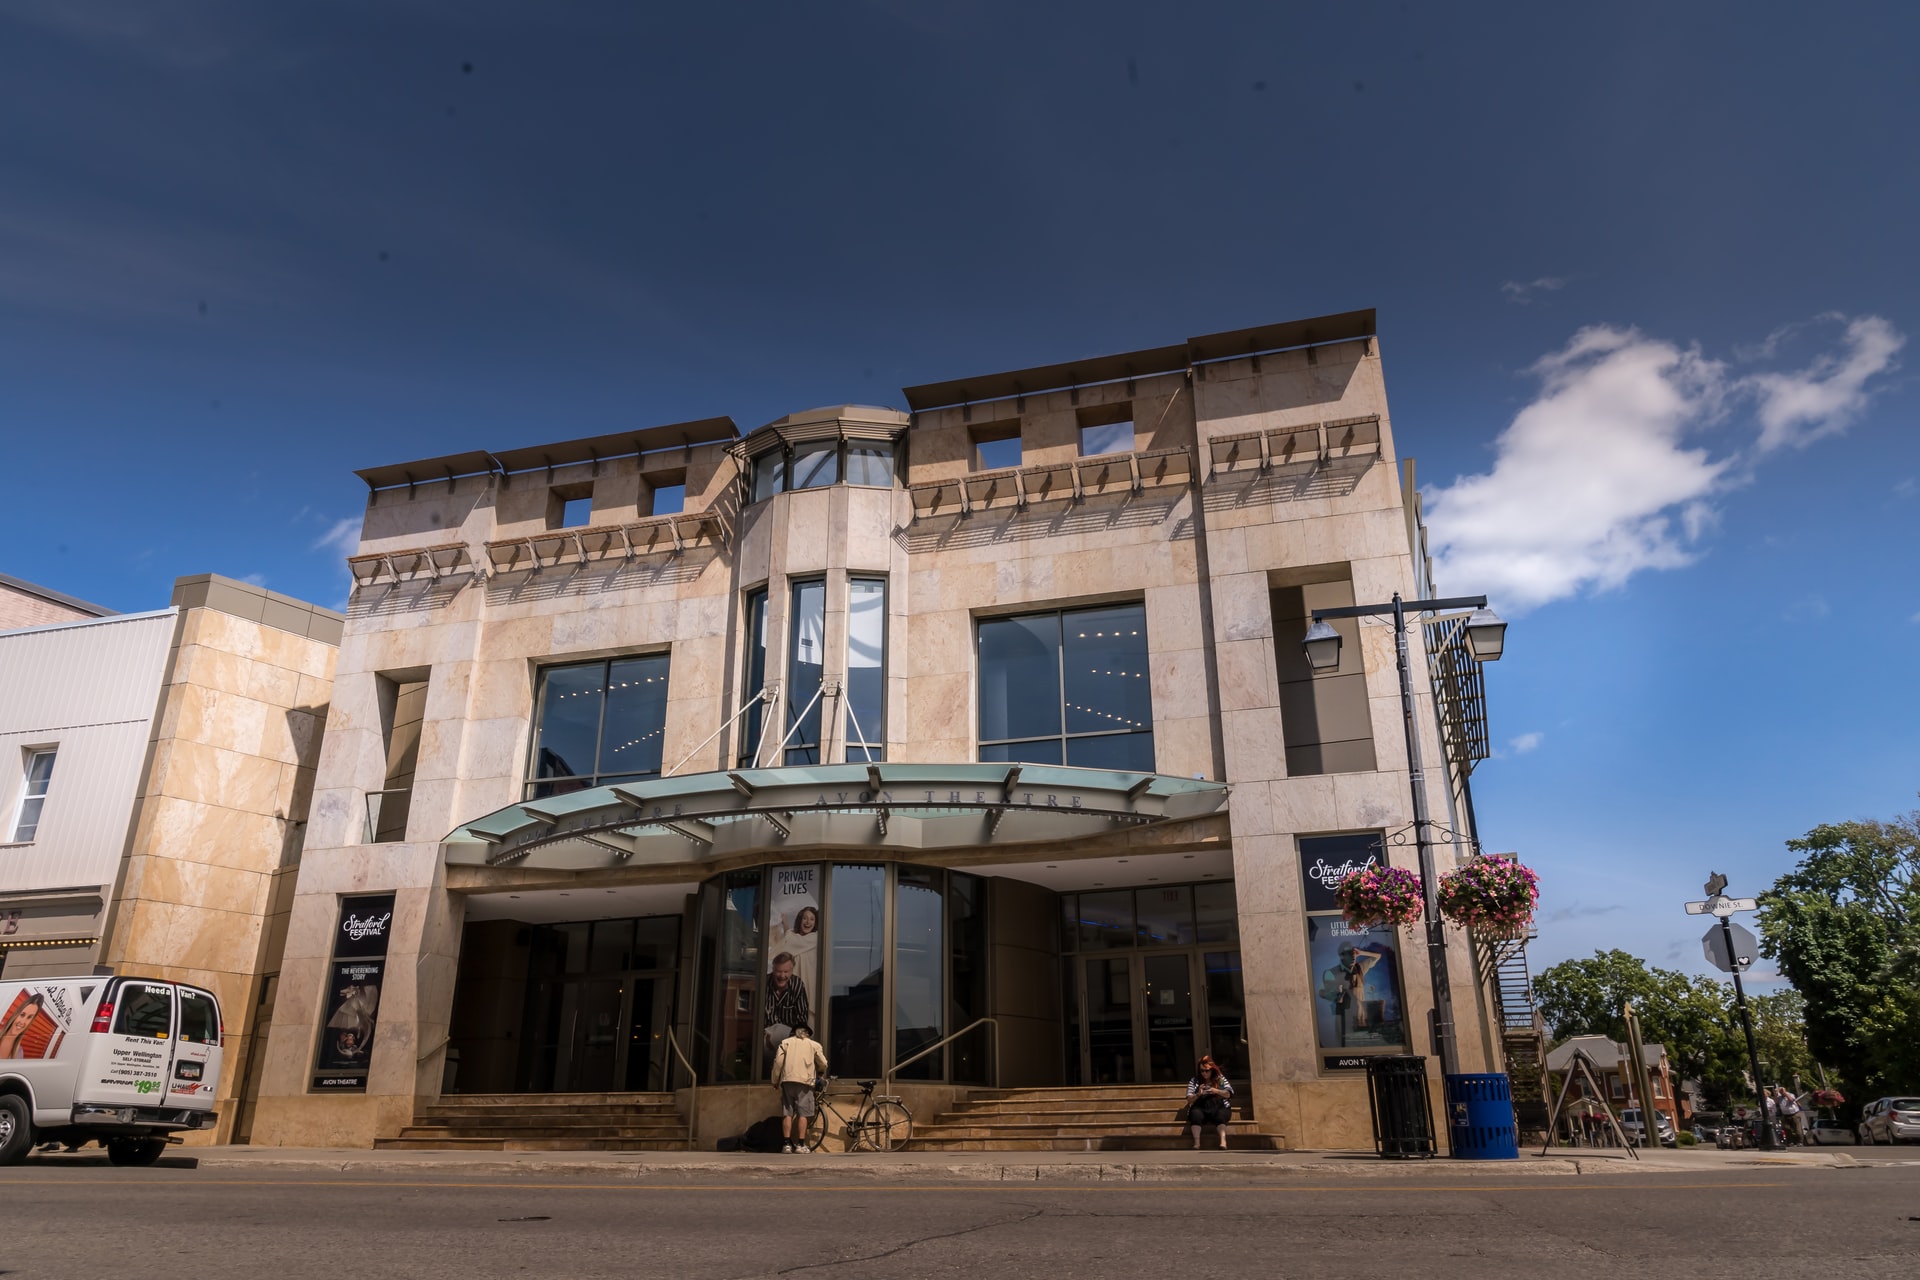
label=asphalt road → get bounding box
[2,1165,1917,1279]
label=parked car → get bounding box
[1858,1097,1920,1145]
[1808,1118,1857,1145]
[0,974,223,1166]
[1619,1106,1677,1148]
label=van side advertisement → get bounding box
[312,893,395,1092]
[1,984,76,1060]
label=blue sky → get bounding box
[3,2,1915,984]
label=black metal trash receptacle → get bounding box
[1366,1055,1436,1157]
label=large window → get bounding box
[845,578,886,762]
[11,749,55,842]
[739,590,769,766]
[785,581,826,764]
[527,655,670,798]
[828,864,886,1078]
[977,603,1155,770]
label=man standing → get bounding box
[771,1022,829,1154]
[763,952,811,1069]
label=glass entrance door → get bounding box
[1082,956,1137,1084]
[1140,953,1196,1082]
[1074,951,1230,1085]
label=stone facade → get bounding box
[0,574,340,1144]
[251,311,1503,1150]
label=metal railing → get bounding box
[881,1017,999,1098]
[665,1026,699,1151]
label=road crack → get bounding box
[770,1206,1046,1275]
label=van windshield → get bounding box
[178,989,219,1044]
[114,984,173,1038]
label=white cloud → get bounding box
[313,517,361,557]
[1426,314,1904,612]
[239,572,268,588]
[1509,731,1543,754]
[1895,477,1917,499]
[1501,276,1567,303]
[1749,314,1905,452]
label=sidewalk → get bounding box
[27,1143,1862,1181]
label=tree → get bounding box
[1758,806,1920,1098]
[1533,949,1754,1106]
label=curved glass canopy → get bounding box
[445,763,1230,870]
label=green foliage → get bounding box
[1676,1130,1698,1146]
[1532,949,1769,1108]
[1758,807,1920,1098]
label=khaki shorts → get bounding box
[780,1082,817,1118]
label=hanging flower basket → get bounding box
[1812,1088,1845,1110]
[1437,853,1540,940]
[1333,863,1426,930]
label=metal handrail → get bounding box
[881,1016,999,1097]
[665,1026,699,1151]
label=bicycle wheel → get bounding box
[804,1104,832,1152]
[864,1099,913,1151]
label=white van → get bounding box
[0,974,224,1166]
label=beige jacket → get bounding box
[771,1033,828,1086]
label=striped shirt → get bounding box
[1188,1073,1234,1099]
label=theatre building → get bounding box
[249,309,1516,1151]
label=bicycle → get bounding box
[805,1077,913,1152]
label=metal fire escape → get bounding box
[1424,615,1549,1128]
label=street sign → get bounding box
[1703,922,1758,973]
[1704,872,1729,897]
[1685,895,1759,916]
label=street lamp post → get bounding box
[1303,593,1507,1079]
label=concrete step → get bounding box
[968,1086,1192,1102]
[437,1092,676,1107]
[415,1107,681,1122]
[912,1121,1233,1139]
[373,1137,692,1152]
[908,1134,1282,1152]
[948,1100,1199,1117]
[396,1125,686,1141]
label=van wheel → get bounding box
[106,1138,167,1167]
[0,1096,32,1166]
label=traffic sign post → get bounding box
[1685,873,1772,1151]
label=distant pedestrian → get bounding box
[1185,1055,1233,1149]
[770,1021,828,1154]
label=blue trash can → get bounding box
[1444,1072,1519,1160]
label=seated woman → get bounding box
[1186,1055,1234,1150]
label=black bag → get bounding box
[741,1115,787,1153]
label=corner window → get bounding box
[751,451,785,503]
[847,442,894,488]
[785,581,826,764]
[972,422,1021,471]
[976,603,1155,770]
[528,654,671,798]
[791,440,840,490]
[845,578,886,762]
[11,749,55,842]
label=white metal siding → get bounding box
[0,610,176,893]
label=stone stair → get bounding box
[911,1084,1281,1152]
[373,1092,690,1151]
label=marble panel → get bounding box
[1330,769,1413,831]
[467,659,534,722]
[906,609,973,677]
[1270,773,1339,837]
[1209,572,1273,643]
[1151,714,1216,781]
[1143,584,1207,655]
[1220,706,1287,783]
[158,737,287,816]
[1213,638,1279,713]
[905,672,972,743]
